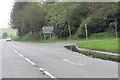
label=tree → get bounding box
[2,33,8,39]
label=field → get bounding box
[0,28,17,38]
[77,38,118,53]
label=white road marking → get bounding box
[8,45,56,78]
[62,59,84,66]
[18,53,24,58]
[8,45,12,49]
[39,68,45,71]
[25,58,36,66]
[39,68,56,78]
[44,71,56,78]
[14,50,18,53]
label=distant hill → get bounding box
[0,28,17,39]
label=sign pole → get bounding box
[50,31,51,40]
[114,22,118,38]
[44,33,45,40]
[85,24,88,40]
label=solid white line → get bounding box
[25,58,36,66]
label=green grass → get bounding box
[89,32,115,39]
[12,36,78,43]
[0,29,17,38]
[77,38,119,53]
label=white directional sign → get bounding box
[42,26,54,34]
[42,26,54,39]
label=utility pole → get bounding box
[68,20,72,39]
[85,24,88,40]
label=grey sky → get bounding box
[0,0,14,29]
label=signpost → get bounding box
[114,21,118,38]
[42,26,54,39]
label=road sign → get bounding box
[42,26,53,31]
[42,26,54,40]
[43,30,52,34]
[114,22,117,26]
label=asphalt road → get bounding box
[1,39,118,78]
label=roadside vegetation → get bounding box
[77,38,118,53]
[10,2,119,57]
[10,2,119,40]
[12,36,78,43]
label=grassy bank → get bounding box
[77,38,119,53]
[65,45,120,62]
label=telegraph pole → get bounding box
[68,21,72,39]
[85,24,88,40]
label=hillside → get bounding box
[0,28,17,39]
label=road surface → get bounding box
[1,39,118,78]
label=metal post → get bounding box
[50,31,51,40]
[44,33,45,40]
[85,24,88,40]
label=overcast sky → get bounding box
[0,0,14,29]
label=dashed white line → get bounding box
[18,53,24,58]
[8,45,56,79]
[39,68,56,78]
[14,50,18,53]
[25,57,36,66]
[44,71,56,78]
[39,68,45,71]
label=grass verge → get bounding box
[77,38,118,53]
[12,36,78,43]
[65,45,120,62]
